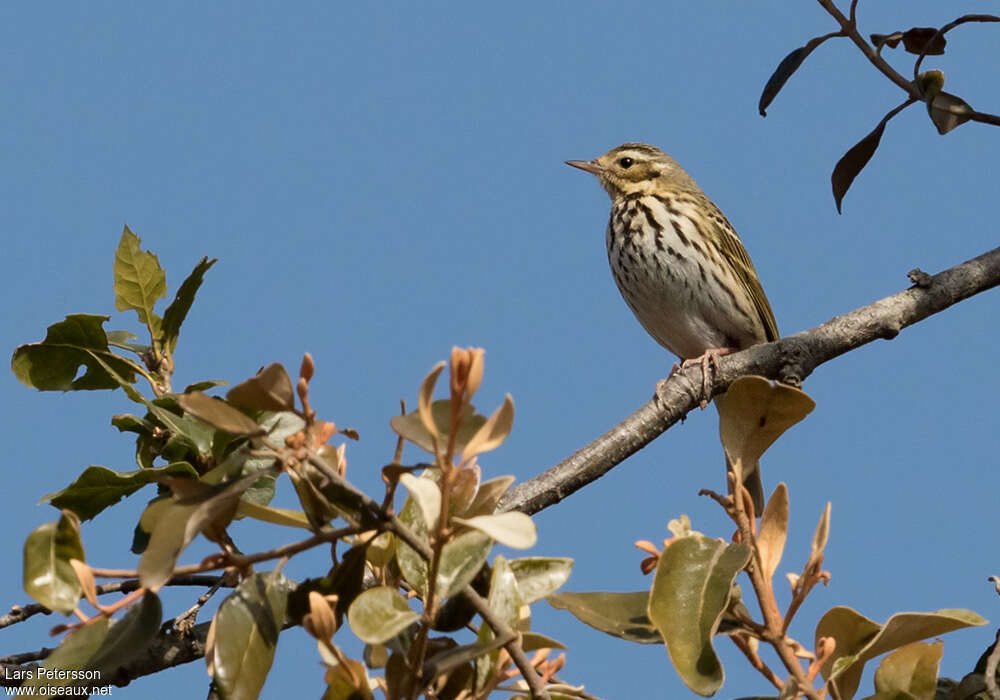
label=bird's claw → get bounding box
[681,348,734,407]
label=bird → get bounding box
[566,143,778,511]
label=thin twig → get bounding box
[913,14,1000,78]
[815,0,920,99]
[730,634,784,690]
[0,575,227,629]
[90,526,359,580]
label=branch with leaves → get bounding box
[758,1,999,211]
[7,228,578,700]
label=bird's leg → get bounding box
[681,347,735,408]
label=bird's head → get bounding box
[566,143,694,199]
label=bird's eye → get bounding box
[618,157,634,168]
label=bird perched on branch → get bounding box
[567,143,778,511]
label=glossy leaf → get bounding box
[926,90,974,135]
[208,571,292,700]
[816,606,986,700]
[547,591,662,644]
[44,462,198,521]
[437,530,493,599]
[399,473,442,530]
[509,557,573,604]
[161,256,216,354]
[866,641,942,700]
[113,225,166,335]
[22,511,85,613]
[177,391,262,436]
[453,512,536,549]
[395,489,431,595]
[145,397,216,457]
[226,362,294,413]
[648,536,751,696]
[11,314,142,391]
[347,587,419,644]
[475,555,522,691]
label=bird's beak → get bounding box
[565,159,603,176]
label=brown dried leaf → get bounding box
[832,120,887,214]
[758,483,789,583]
[901,27,946,55]
[418,362,446,443]
[226,362,294,412]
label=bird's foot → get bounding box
[681,347,735,408]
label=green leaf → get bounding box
[520,630,567,651]
[208,571,292,700]
[44,462,199,521]
[475,554,522,692]
[437,530,493,599]
[106,329,150,355]
[161,256,216,354]
[547,591,662,644]
[399,473,442,530]
[111,413,155,435]
[453,512,536,550]
[177,391,263,436]
[138,474,260,591]
[865,641,942,700]
[236,501,312,529]
[22,511,86,613]
[395,489,431,595]
[509,557,573,604]
[146,397,216,456]
[226,363,295,413]
[235,412,305,509]
[114,225,166,336]
[85,592,163,681]
[21,617,110,690]
[647,535,751,696]
[817,606,987,700]
[347,587,419,645]
[11,314,143,391]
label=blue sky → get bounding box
[3,2,999,698]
